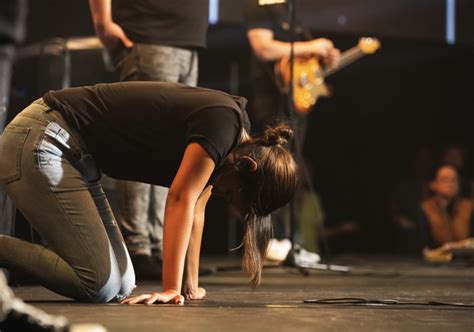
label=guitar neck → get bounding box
[323,46,366,78]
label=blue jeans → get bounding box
[0,99,135,302]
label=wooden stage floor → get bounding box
[12,256,474,331]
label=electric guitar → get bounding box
[275,37,381,114]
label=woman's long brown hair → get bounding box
[236,123,298,288]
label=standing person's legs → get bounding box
[0,45,14,133]
[0,45,17,274]
[115,181,152,258]
[110,44,197,276]
[147,47,198,258]
[0,102,135,302]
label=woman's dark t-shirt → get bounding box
[43,82,250,187]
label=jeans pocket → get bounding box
[109,42,133,70]
[108,41,123,67]
[0,125,30,184]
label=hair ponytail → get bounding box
[235,122,298,288]
[262,123,293,147]
[242,214,273,288]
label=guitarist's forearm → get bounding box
[252,39,317,61]
[248,28,317,61]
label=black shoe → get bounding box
[130,254,162,281]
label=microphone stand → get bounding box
[281,0,350,274]
[217,0,349,276]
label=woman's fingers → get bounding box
[172,294,185,305]
[121,291,185,305]
[145,292,162,304]
[145,292,181,304]
[120,294,151,304]
[147,292,184,305]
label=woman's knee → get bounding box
[79,277,121,303]
[78,268,135,303]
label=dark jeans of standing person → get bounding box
[108,43,198,277]
[0,99,135,303]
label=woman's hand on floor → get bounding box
[120,289,184,305]
[182,285,206,300]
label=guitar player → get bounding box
[244,0,340,136]
[244,0,340,262]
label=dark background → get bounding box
[9,0,474,255]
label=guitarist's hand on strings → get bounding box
[310,38,340,68]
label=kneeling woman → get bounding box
[0,82,297,304]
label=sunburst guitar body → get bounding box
[275,37,381,114]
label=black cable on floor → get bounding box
[304,297,474,308]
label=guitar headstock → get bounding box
[358,37,381,54]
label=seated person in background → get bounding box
[439,142,474,198]
[419,164,474,261]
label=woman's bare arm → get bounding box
[121,143,215,305]
[182,185,213,300]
